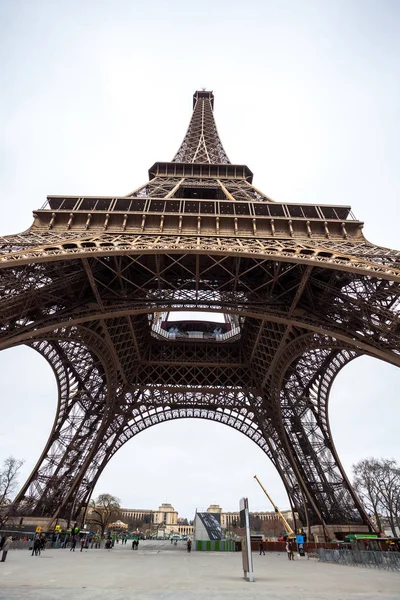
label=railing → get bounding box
[41,195,357,222]
[317,548,400,572]
[151,323,241,342]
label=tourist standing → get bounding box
[285,540,292,560]
[187,539,192,553]
[39,535,47,552]
[1,536,12,562]
[259,541,265,555]
[32,536,41,557]
[70,536,77,552]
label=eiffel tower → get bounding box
[2,90,399,539]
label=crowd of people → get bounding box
[0,532,193,561]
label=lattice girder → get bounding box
[172,91,230,164]
[70,386,314,527]
[1,253,399,371]
[265,334,373,528]
[11,326,125,521]
[1,235,400,281]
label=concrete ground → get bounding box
[0,540,399,600]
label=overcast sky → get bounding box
[0,0,399,520]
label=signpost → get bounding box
[239,497,254,582]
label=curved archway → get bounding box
[329,356,400,471]
[2,344,396,536]
[92,417,289,520]
[0,246,399,538]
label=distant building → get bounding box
[119,503,193,536]
[153,503,178,526]
[206,504,294,529]
[116,501,294,538]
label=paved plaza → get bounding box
[0,540,399,600]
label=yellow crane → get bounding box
[254,474,296,539]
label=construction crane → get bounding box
[254,474,296,539]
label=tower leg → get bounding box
[9,328,121,526]
[271,339,375,535]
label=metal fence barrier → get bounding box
[0,530,79,551]
[317,548,400,572]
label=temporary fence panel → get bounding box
[317,548,400,572]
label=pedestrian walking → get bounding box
[70,536,77,552]
[1,536,12,562]
[32,537,41,557]
[39,535,47,552]
[259,541,265,555]
[80,538,85,552]
[285,540,292,560]
[187,538,192,553]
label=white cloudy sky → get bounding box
[0,0,399,520]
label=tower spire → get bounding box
[172,91,230,164]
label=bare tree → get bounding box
[353,458,384,532]
[393,480,400,535]
[353,458,400,536]
[0,456,24,529]
[88,494,121,535]
[376,460,400,537]
[249,515,262,530]
[261,516,287,539]
[128,517,145,531]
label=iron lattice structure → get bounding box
[1,90,399,535]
